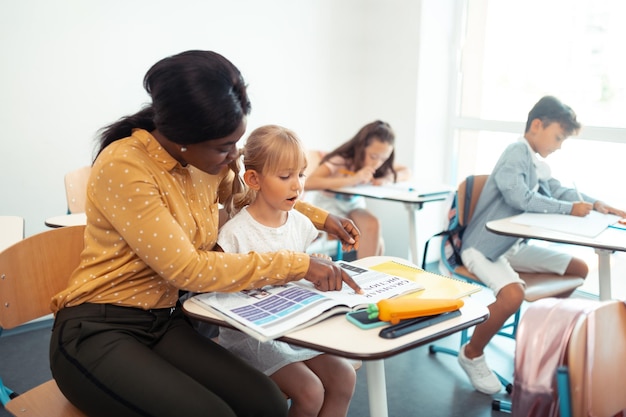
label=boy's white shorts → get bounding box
[461,241,572,295]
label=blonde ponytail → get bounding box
[222,150,255,218]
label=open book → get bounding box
[189,261,424,342]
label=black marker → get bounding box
[378,310,461,339]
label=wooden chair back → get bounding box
[0,225,85,329]
[456,174,488,227]
[0,225,88,417]
[566,300,626,417]
[64,166,91,214]
[304,149,326,178]
[302,149,326,204]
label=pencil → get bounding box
[573,182,584,202]
[339,168,356,176]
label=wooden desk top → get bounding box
[45,213,87,228]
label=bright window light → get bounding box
[453,0,626,208]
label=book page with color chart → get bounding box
[369,261,482,299]
[189,262,424,342]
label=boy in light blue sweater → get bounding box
[458,96,626,394]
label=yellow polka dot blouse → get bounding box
[51,129,329,312]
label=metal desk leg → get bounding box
[365,359,388,417]
[596,248,614,301]
[404,202,422,265]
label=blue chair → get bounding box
[422,175,584,394]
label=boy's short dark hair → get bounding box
[525,96,581,136]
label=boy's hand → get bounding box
[593,201,626,218]
[571,201,593,217]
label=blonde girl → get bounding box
[217,125,358,417]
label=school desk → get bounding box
[44,213,87,228]
[182,256,489,417]
[486,215,626,301]
[0,215,24,251]
[327,182,452,265]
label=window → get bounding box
[452,0,626,208]
[451,0,626,297]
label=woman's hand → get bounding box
[310,252,332,261]
[305,256,363,294]
[323,213,360,253]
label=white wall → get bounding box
[0,0,455,261]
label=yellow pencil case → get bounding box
[369,297,464,325]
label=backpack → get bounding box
[511,297,597,417]
[421,175,476,274]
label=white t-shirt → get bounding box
[216,206,322,375]
[218,206,319,254]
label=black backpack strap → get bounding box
[421,229,449,269]
[462,175,475,227]
[445,175,476,268]
[448,228,463,267]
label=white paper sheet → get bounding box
[510,211,621,238]
[334,182,452,200]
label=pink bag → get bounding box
[511,297,597,417]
